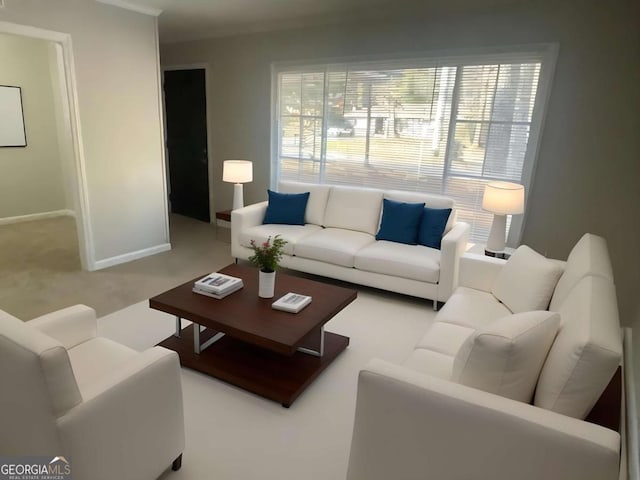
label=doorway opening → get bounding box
[0,22,92,271]
[163,67,211,223]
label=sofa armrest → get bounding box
[58,347,184,479]
[347,359,620,480]
[437,222,470,301]
[29,305,97,349]
[459,252,506,292]
[231,201,268,259]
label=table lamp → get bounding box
[223,160,253,210]
[482,181,525,255]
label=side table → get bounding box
[484,247,515,260]
[466,243,515,260]
[215,209,232,243]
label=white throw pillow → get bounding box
[452,310,561,402]
[492,245,563,313]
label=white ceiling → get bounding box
[116,0,400,44]
[113,0,544,44]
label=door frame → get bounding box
[161,63,213,223]
[0,21,94,270]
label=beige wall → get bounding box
[0,33,66,218]
[160,0,640,328]
[0,0,168,264]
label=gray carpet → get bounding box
[0,214,234,320]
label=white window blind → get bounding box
[274,50,548,242]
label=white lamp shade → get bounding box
[482,181,525,215]
[223,160,253,184]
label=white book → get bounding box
[272,292,312,313]
[192,282,243,300]
[194,273,243,295]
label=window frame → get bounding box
[270,44,558,246]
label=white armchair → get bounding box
[0,305,185,480]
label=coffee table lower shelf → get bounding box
[158,324,349,408]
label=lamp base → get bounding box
[486,214,507,254]
[232,183,244,210]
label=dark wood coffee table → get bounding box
[149,264,357,407]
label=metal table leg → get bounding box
[193,323,225,354]
[175,316,182,338]
[297,326,325,357]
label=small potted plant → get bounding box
[248,235,288,298]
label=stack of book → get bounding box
[272,292,312,313]
[192,272,243,299]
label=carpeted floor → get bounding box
[97,292,435,480]
[0,214,234,320]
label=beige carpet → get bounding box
[0,214,234,320]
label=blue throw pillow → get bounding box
[418,207,452,249]
[376,199,425,245]
[263,190,310,225]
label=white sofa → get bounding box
[347,233,627,480]
[232,182,470,304]
[0,305,185,480]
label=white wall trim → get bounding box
[154,17,172,248]
[624,328,640,480]
[95,0,162,17]
[93,243,171,270]
[0,209,75,226]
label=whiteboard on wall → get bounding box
[0,85,27,147]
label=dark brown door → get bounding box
[164,68,210,222]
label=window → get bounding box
[272,47,555,242]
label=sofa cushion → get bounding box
[550,233,614,311]
[385,190,456,233]
[402,348,454,380]
[452,310,560,402]
[239,224,322,256]
[492,245,564,313]
[279,181,331,226]
[294,228,375,267]
[354,241,440,283]
[417,207,452,249]
[415,322,475,357]
[436,287,512,329]
[263,190,309,225]
[534,276,622,419]
[323,186,383,236]
[376,199,424,245]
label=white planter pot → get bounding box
[258,270,276,298]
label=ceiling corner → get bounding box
[95,0,162,17]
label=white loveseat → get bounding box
[231,182,470,304]
[347,233,628,480]
[0,305,185,480]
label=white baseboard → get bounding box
[0,209,75,226]
[92,243,172,270]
